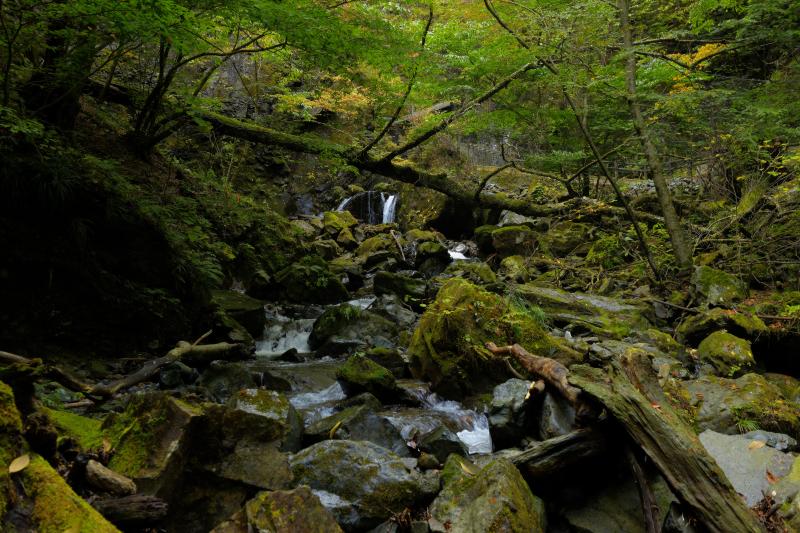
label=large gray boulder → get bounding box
[488,378,531,448]
[290,440,438,530]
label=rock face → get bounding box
[696,330,754,377]
[685,373,800,437]
[699,430,796,506]
[430,456,546,532]
[290,440,437,530]
[488,378,531,448]
[513,284,649,339]
[407,278,562,399]
[692,266,748,307]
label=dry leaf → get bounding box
[102,437,112,454]
[766,470,779,484]
[748,440,766,450]
[9,454,30,474]
[328,421,343,440]
[459,460,478,477]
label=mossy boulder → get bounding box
[221,389,303,452]
[474,224,499,252]
[692,266,748,307]
[430,456,546,532]
[407,278,564,399]
[45,407,105,452]
[764,373,800,403]
[498,255,531,282]
[373,271,427,309]
[322,210,357,236]
[290,440,438,530]
[405,229,441,243]
[211,290,265,337]
[336,355,398,402]
[0,381,25,519]
[311,238,343,260]
[103,392,202,495]
[697,330,754,377]
[676,307,767,345]
[685,373,800,438]
[514,284,650,339]
[539,221,591,257]
[18,454,120,532]
[274,256,350,304]
[490,225,537,257]
[415,241,452,277]
[335,228,358,250]
[310,304,362,349]
[442,261,497,285]
[364,347,407,378]
[200,361,257,403]
[355,234,399,258]
[244,486,343,533]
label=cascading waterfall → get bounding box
[337,190,398,224]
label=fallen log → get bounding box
[93,494,168,528]
[509,426,610,479]
[0,332,247,399]
[569,361,764,533]
[86,459,137,496]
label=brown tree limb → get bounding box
[625,445,661,533]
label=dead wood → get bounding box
[510,426,610,479]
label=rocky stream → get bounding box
[2,192,800,533]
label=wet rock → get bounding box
[430,456,546,532]
[415,241,452,277]
[290,440,438,530]
[103,392,202,496]
[312,307,399,354]
[323,210,358,236]
[305,396,409,456]
[675,308,767,345]
[404,229,442,243]
[741,430,798,452]
[336,354,398,402]
[373,271,427,310]
[356,234,403,260]
[699,430,796,506]
[211,290,266,337]
[204,441,294,490]
[490,225,537,257]
[764,373,800,403]
[417,452,440,470]
[417,426,468,462]
[692,266,748,307]
[211,486,343,533]
[685,373,800,437]
[336,228,358,250]
[473,224,498,253]
[498,211,537,227]
[274,256,350,304]
[200,361,256,402]
[488,378,531,448]
[538,391,577,440]
[514,284,649,339]
[696,330,754,377]
[407,278,566,399]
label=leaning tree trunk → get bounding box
[618,0,694,271]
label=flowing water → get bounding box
[337,191,398,224]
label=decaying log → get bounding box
[0,332,246,399]
[625,446,661,533]
[86,459,137,496]
[486,342,598,422]
[569,362,764,533]
[93,494,168,527]
[510,426,610,479]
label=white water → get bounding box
[289,382,347,424]
[256,307,314,357]
[381,193,398,223]
[448,250,468,260]
[397,384,493,455]
[346,296,376,310]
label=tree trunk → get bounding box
[618,0,694,270]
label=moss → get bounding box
[0,380,24,519]
[474,225,499,252]
[45,408,105,451]
[490,225,537,257]
[407,279,559,398]
[692,266,748,306]
[697,330,754,377]
[336,354,396,400]
[274,256,350,304]
[355,233,397,257]
[22,454,119,532]
[586,234,627,269]
[498,255,530,282]
[539,222,591,257]
[443,261,497,285]
[405,229,440,242]
[676,307,767,344]
[309,303,361,348]
[322,210,357,235]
